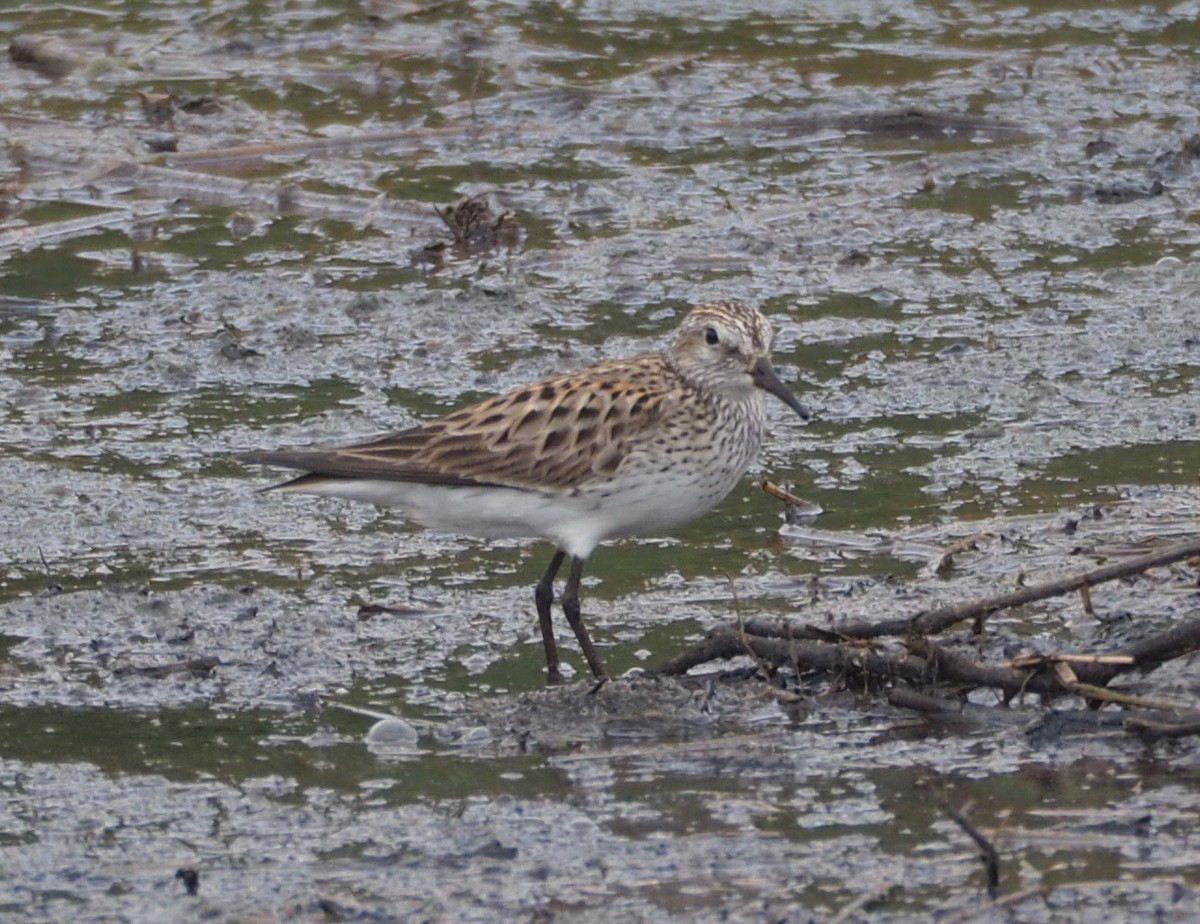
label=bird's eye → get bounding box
[704,326,720,346]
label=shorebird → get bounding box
[242,300,810,683]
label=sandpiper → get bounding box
[242,300,811,683]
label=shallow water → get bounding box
[1,1,1198,921]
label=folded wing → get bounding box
[242,356,675,494]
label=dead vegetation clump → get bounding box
[659,536,1200,743]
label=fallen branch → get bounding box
[885,687,963,715]
[903,617,1200,705]
[737,617,840,643]
[654,627,935,686]
[1124,717,1200,741]
[660,612,1200,706]
[835,537,1200,639]
[944,801,1000,900]
[112,656,220,679]
[904,638,1060,701]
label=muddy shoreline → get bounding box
[2,1,1199,921]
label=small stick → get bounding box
[112,656,220,678]
[1009,653,1134,668]
[830,881,903,922]
[728,574,773,677]
[760,478,806,506]
[939,885,1048,923]
[940,797,1000,899]
[834,537,1200,639]
[908,629,1200,703]
[1061,681,1200,715]
[1124,717,1200,740]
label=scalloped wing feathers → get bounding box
[247,354,677,494]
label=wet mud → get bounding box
[1,1,1199,921]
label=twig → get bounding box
[1059,681,1199,714]
[886,687,960,714]
[662,615,1200,707]
[761,478,806,506]
[112,656,220,678]
[907,625,1200,704]
[938,884,1048,923]
[1009,653,1134,668]
[654,628,741,676]
[655,628,934,686]
[830,881,903,922]
[905,638,1043,701]
[929,793,1000,899]
[739,616,840,643]
[660,539,1200,712]
[728,574,773,676]
[833,537,1200,639]
[1124,717,1200,740]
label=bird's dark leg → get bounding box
[562,556,608,680]
[535,550,566,684]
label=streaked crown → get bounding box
[667,300,776,398]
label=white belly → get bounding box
[280,467,742,561]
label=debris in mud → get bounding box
[142,135,178,154]
[411,239,449,270]
[310,897,385,921]
[766,107,1024,142]
[412,194,521,269]
[1153,133,1200,175]
[174,867,200,897]
[135,91,222,126]
[929,789,1000,900]
[760,478,822,523]
[135,91,177,125]
[929,534,987,577]
[1125,715,1200,741]
[112,656,221,679]
[217,333,264,361]
[433,195,521,250]
[178,94,222,116]
[1076,131,1200,199]
[8,35,87,79]
[1092,178,1165,203]
[835,108,1020,141]
[356,601,432,619]
[1084,137,1118,158]
[659,537,1200,745]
